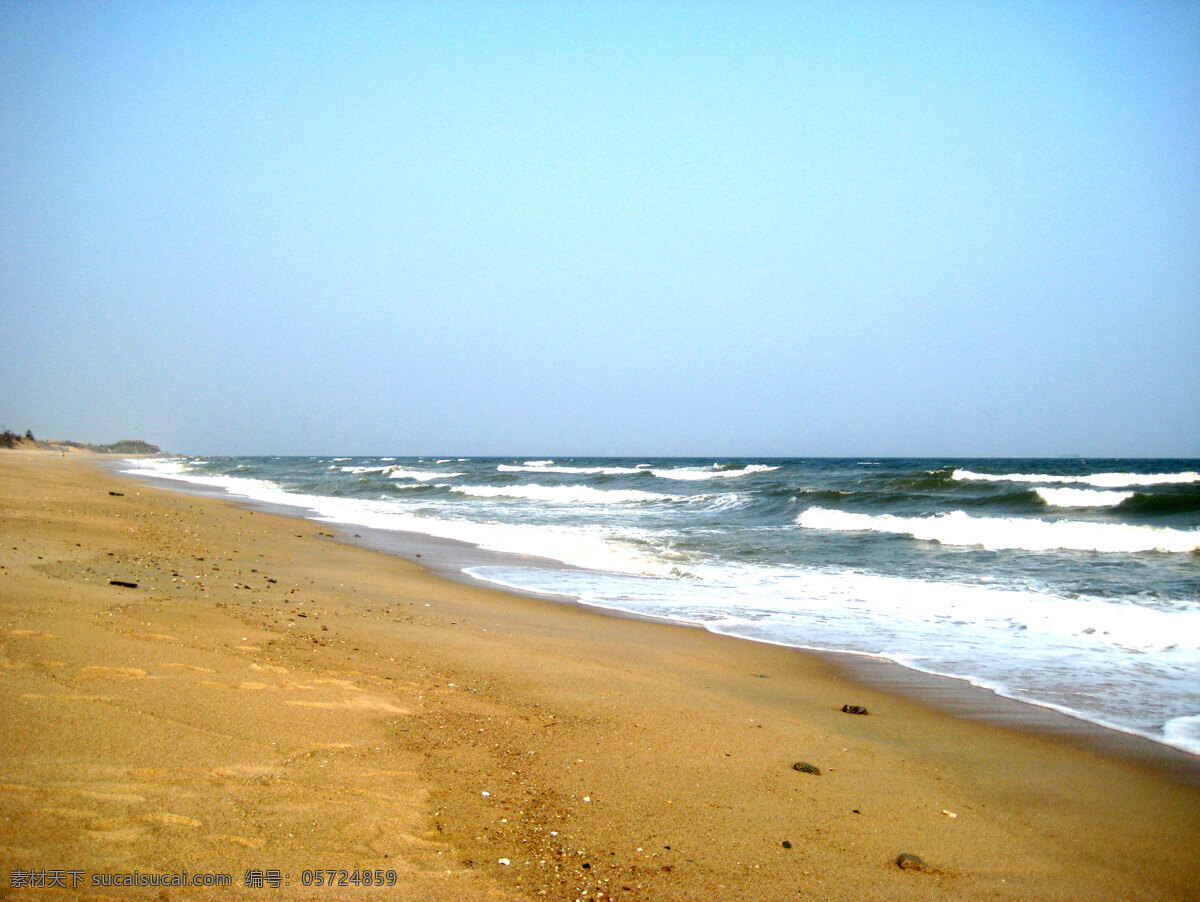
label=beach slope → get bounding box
[1,452,1197,900]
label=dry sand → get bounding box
[1,451,1198,901]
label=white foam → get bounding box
[465,558,1200,753]
[451,483,677,504]
[119,458,309,509]
[498,463,647,475]
[796,507,1200,553]
[954,468,1200,488]
[651,464,779,481]
[1036,487,1135,508]
[385,466,463,481]
[122,459,673,577]
[1163,715,1200,755]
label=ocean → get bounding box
[119,456,1200,756]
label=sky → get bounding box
[1,1,1197,457]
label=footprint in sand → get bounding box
[286,695,409,715]
[210,764,281,780]
[39,806,100,819]
[250,662,289,674]
[309,678,365,692]
[143,812,203,828]
[75,789,147,804]
[207,833,264,849]
[86,817,150,843]
[77,666,149,679]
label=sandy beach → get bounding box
[2,451,1198,901]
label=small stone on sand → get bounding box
[896,853,935,873]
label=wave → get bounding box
[796,507,1200,553]
[384,466,463,481]
[1163,715,1200,756]
[651,464,779,481]
[450,483,678,504]
[1035,488,1135,509]
[121,458,313,510]
[498,463,648,475]
[954,468,1200,488]
[122,459,676,577]
[1118,490,1200,516]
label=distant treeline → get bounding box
[0,429,160,454]
[0,428,36,449]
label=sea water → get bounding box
[120,456,1200,755]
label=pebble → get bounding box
[781,840,792,849]
[841,704,869,715]
[792,761,821,775]
[896,853,935,873]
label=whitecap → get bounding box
[651,464,779,481]
[1036,488,1135,508]
[954,468,1200,488]
[497,463,647,475]
[795,507,1200,554]
[451,483,677,504]
[385,466,463,481]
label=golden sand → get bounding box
[1,451,1197,900]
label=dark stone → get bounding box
[841,704,869,715]
[108,491,124,496]
[792,761,821,775]
[109,580,138,588]
[781,840,792,849]
[896,853,934,873]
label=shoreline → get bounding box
[106,456,1200,786]
[4,451,1199,900]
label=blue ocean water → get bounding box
[121,456,1200,754]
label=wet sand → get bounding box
[2,450,1198,900]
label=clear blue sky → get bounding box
[2,1,1197,456]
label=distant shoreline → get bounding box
[0,434,161,455]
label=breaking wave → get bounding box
[796,507,1200,553]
